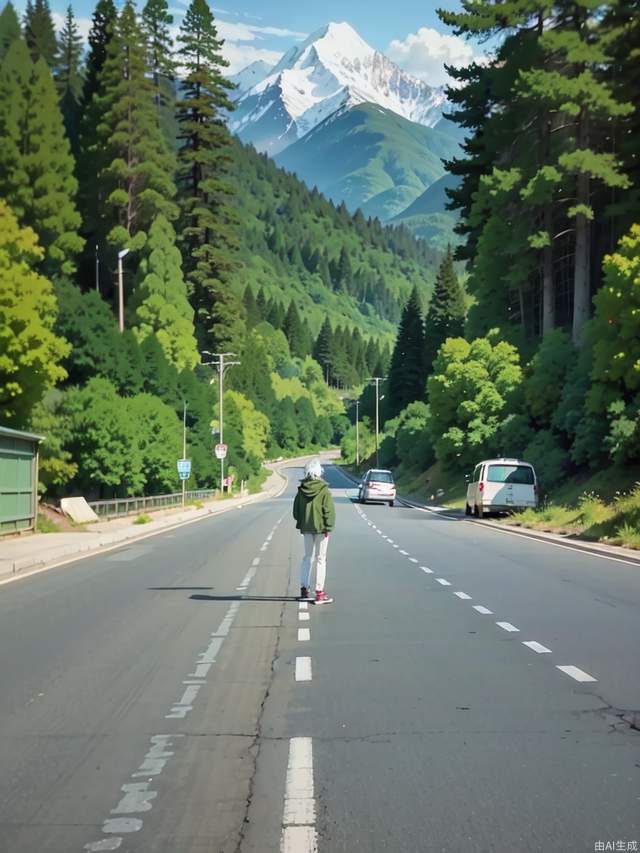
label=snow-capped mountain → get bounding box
[229,61,274,100]
[229,21,448,156]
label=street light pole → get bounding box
[117,248,130,333]
[367,377,386,468]
[182,401,187,508]
[202,352,240,495]
[95,245,100,293]
[355,399,360,467]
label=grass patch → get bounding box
[188,499,204,509]
[509,483,640,549]
[248,467,269,494]
[36,513,61,533]
[133,513,152,525]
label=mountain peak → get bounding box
[229,20,448,156]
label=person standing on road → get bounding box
[293,458,336,604]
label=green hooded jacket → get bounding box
[293,477,336,534]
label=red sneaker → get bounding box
[314,590,333,605]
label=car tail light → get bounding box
[478,482,484,493]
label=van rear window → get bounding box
[487,465,534,485]
[369,471,393,483]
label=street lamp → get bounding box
[117,248,130,333]
[202,351,241,494]
[367,377,386,468]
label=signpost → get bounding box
[177,458,191,507]
[215,443,228,460]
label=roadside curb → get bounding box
[334,463,640,567]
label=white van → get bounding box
[465,458,538,518]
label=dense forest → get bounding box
[0,0,438,498]
[342,0,640,494]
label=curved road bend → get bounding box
[0,463,637,853]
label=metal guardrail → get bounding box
[88,490,216,519]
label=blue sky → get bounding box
[34,0,487,86]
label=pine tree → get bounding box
[0,2,21,62]
[243,285,260,328]
[424,249,466,376]
[23,0,56,66]
[313,317,333,380]
[283,301,307,358]
[336,245,353,293]
[96,0,178,252]
[0,42,84,275]
[55,5,83,151]
[83,0,116,103]
[386,286,426,419]
[175,0,241,350]
[129,215,199,370]
[141,0,177,146]
[0,200,70,425]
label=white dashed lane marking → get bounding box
[496,622,520,633]
[409,557,418,564]
[298,628,310,642]
[299,612,310,622]
[523,641,552,654]
[295,657,312,682]
[399,549,409,556]
[473,605,493,615]
[556,665,597,683]
[420,566,433,574]
[454,592,472,600]
[435,578,451,586]
[281,738,317,852]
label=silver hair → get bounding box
[304,458,323,479]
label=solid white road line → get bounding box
[295,657,312,682]
[435,578,451,586]
[556,665,597,683]
[281,738,317,853]
[298,628,310,642]
[496,621,520,633]
[298,612,310,622]
[523,641,552,654]
[454,592,472,600]
[420,566,433,574]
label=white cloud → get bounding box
[386,27,485,87]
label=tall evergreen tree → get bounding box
[283,301,307,359]
[243,285,260,328]
[424,249,466,376]
[83,0,116,103]
[141,0,177,146]
[95,0,178,251]
[0,2,21,62]
[0,41,83,274]
[175,0,241,350]
[129,215,199,370]
[386,286,426,419]
[54,5,83,151]
[313,317,333,380]
[23,0,55,66]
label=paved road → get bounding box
[0,464,638,853]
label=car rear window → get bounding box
[369,471,394,483]
[487,465,534,485]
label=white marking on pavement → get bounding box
[84,840,122,851]
[199,637,224,663]
[281,738,317,852]
[102,818,143,834]
[473,606,493,615]
[299,612,310,622]
[523,641,552,654]
[387,539,394,544]
[131,736,176,778]
[165,705,191,719]
[252,557,261,566]
[399,549,409,555]
[393,544,399,549]
[111,783,157,814]
[454,592,472,599]
[496,622,520,633]
[188,663,211,678]
[298,628,310,642]
[409,557,418,563]
[260,543,268,551]
[295,657,312,682]
[435,578,451,586]
[556,665,597,683]
[420,566,433,574]
[299,602,308,611]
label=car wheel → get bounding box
[465,503,471,516]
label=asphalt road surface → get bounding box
[0,463,638,853]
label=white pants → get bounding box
[300,533,329,592]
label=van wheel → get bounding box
[473,504,479,518]
[388,500,394,507]
[465,503,471,516]
[477,504,484,519]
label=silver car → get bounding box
[358,469,396,506]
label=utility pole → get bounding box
[182,401,187,507]
[117,248,130,333]
[367,377,386,468]
[202,352,241,495]
[355,398,360,467]
[95,245,100,293]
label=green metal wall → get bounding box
[0,434,36,534]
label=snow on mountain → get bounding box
[228,21,448,156]
[229,61,275,100]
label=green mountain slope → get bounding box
[392,173,461,249]
[229,139,443,339]
[274,103,461,223]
